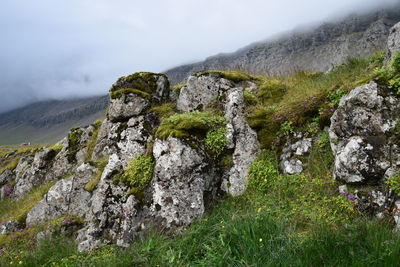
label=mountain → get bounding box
[0,95,108,145]
[165,6,400,84]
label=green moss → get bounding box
[147,103,176,119]
[110,88,151,100]
[84,157,109,192]
[84,127,100,162]
[204,128,228,158]
[218,154,234,169]
[195,70,257,83]
[49,144,63,153]
[156,112,226,141]
[119,155,154,196]
[67,127,84,163]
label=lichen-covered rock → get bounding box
[151,137,220,228]
[329,82,400,183]
[279,133,313,175]
[0,220,21,235]
[108,73,170,122]
[0,170,14,186]
[177,74,234,112]
[13,148,57,199]
[386,22,400,60]
[222,88,259,196]
[26,163,96,225]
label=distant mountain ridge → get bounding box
[0,95,108,145]
[165,6,400,84]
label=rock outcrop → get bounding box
[279,133,313,175]
[329,82,400,183]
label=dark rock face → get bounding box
[166,8,400,84]
[329,82,400,184]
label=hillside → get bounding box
[166,6,400,84]
[0,95,108,145]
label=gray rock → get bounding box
[151,137,219,228]
[108,94,150,123]
[0,220,21,234]
[222,88,260,196]
[387,22,400,60]
[26,163,96,224]
[279,133,313,175]
[13,148,57,199]
[177,74,234,112]
[329,82,400,183]
[0,170,14,186]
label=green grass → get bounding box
[110,88,151,100]
[84,157,109,192]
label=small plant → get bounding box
[248,150,279,193]
[278,121,294,136]
[204,128,228,158]
[120,155,154,191]
[386,174,400,195]
[328,88,347,107]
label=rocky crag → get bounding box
[1,21,400,253]
[166,7,400,84]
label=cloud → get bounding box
[0,0,398,113]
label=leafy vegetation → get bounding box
[374,51,400,94]
[204,128,228,158]
[385,174,400,195]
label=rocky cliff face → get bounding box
[1,19,400,254]
[166,8,400,84]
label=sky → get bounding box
[0,0,398,113]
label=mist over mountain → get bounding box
[166,5,400,84]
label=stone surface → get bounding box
[177,74,233,112]
[0,220,21,235]
[26,163,96,224]
[329,82,400,183]
[279,133,313,175]
[108,95,150,123]
[151,137,219,228]
[13,148,57,199]
[386,22,400,60]
[222,88,260,196]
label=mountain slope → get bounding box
[0,95,108,145]
[165,7,400,84]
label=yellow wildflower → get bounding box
[18,261,23,265]
[10,262,14,265]
[259,238,263,242]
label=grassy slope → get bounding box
[2,53,400,266]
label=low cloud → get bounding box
[0,0,398,113]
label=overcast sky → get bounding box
[0,0,398,113]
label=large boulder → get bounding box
[329,82,400,184]
[151,137,220,228]
[108,72,170,122]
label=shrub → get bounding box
[155,112,226,140]
[248,150,279,192]
[385,174,400,195]
[204,128,228,158]
[120,155,154,190]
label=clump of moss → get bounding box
[84,125,102,163]
[67,127,84,163]
[116,155,154,198]
[156,112,226,140]
[84,157,109,193]
[110,88,151,100]
[49,144,63,153]
[195,70,257,83]
[256,79,287,104]
[110,72,167,100]
[243,89,258,105]
[147,103,176,119]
